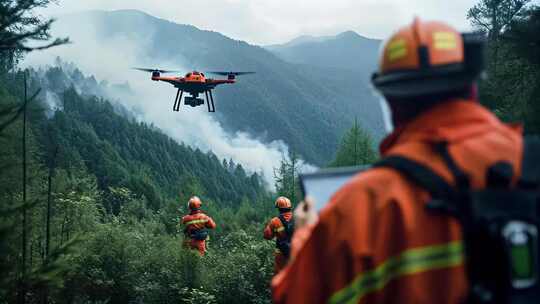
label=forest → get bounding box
[1,0,539,303]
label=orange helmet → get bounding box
[372,17,485,99]
[187,196,202,210]
[275,196,292,209]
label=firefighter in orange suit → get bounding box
[272,18,524,303]
[264,196,294,274]
[182,196,216,255]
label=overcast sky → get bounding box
[41,0,477,45]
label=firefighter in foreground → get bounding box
[182,196,216,255]
[272,18,524,303]
[264,196,295,274]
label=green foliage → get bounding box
[180,287,217,304]
[61,219,199,303]
[0,0,69,53]
[501,6,540,133]
[467,0,531,40]
[0,0,69,77]
[468,3,540,134]
[0,63,277,304]
[330,119,378,167]
[274,151,301,204]
[203,230,274,304]
[37,82,267,210]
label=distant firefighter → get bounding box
[264,196,295,274]
[182,196,216,255]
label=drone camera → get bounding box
[185,96,205,107]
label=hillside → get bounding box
[28,66,267,209]
[43,10,385,165]
[0,67,275,303]
[266,31,381,73]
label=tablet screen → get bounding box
[299,165,369,212]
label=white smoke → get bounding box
[22,12,303,189]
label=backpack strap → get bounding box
[278,214,293,237]
[519,136,540,189]
[373,154,457,213]
[434,142,471,190]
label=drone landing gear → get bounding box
[172,89,215,113]
[205,91,216,113]
[173,89,184,112]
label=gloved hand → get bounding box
[294,196,318,230]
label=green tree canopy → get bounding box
[467,0,531,40]
[330,119,378,167]
[0,0,69,52]
[468,1,540,134]
[274,151,301,204]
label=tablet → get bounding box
[299,165,370,212]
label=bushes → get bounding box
[0,66,277,304]
[56,214,274,304]
[204,230,274,304]
[61,218,196,303]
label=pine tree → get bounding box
[467,0,531,40]
[0,0,69,52]
[273,151,301,204]
[1,0,68,132]
[331,119,378,167]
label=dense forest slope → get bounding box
[44,10,385,165]
[0,68,275,303]
[32,65,267,209]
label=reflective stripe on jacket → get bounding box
[271,100,523,304]
[182,210,216,234]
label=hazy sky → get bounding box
[42,0,476,45]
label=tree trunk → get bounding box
[42,158,55,304]
[45,145,57,260]
[18,71,28,304]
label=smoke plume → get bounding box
[22,11,305,188]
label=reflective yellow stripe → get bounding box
[433,31,457,50]
[274,226,285,233]
[328,241,464,304]
[185,219,208,226]
[387,38,407,61]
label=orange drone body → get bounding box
[135,68,254,112]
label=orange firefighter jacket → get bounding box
[182,210,216,255]
[265,211,294,273]
[264,211,293,241]
[272,99,523,304]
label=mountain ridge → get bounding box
[267,30,376,49]
[265,29,381,73]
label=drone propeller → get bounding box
[132,67,181,74]
[207,71,256,76]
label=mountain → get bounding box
[266,30,381,73]
[267,34,335,48]
[49,10,385,165]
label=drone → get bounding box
[133,68,255,112]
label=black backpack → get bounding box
[374,138,540,304]
[190,228,209,241]
[276,214,295,258]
